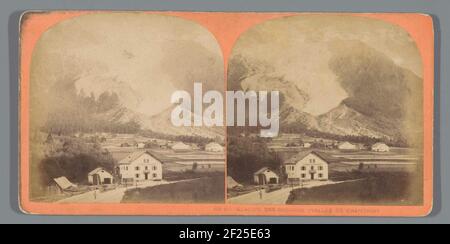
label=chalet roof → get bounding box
[118,150,163,165]
[53,177,76,190]
[284,150,339,165]
[338,141,355,146]
[172,142,191,150]
[88,167,104,176]
[372,142,389,147]
[254,167,273,175]
[227,176,242,189]
[88,167,113,176]
[206,142,223,148]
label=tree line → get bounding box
[42,87,141,135]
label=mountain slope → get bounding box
[145,105,225,139]
[97,105,225,139]
[317,103,401,139]
[227,41,422,143]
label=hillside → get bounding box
[228,41,423,144]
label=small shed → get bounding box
[88,168,114,185]
[253,167,279,185]
[53,177,77,191]
[227,176,243,189]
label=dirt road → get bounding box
[227,180,352,204]
[57,180,191,203]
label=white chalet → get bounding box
[284,151,333,184]
[118,151,163,184]
[371,142,390,152]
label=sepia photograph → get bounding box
[2,0,450,228]
[18,10,433,217]
[26,13,226,204]
[226,15,425,206]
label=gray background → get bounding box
[1,0,448,224]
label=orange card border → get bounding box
[19,11,434,217]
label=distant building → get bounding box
[253,167,279,185]
[284,151,333,184]
[171,142,192,152]
[303,142,312,148]
[205,142,224,152]
[137,142,146,149]
[118,151,163,184]
[337,141,357,150]
[191,144,200,150]
[88,168,114,185]
[371,142,390,152]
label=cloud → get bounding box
[31,13,224,116]
[229,15,422,116]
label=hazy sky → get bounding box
[230,15,422,115]
[31,13,224,116]
[31,13,422,117]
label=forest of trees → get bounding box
[281,124,409,147]
[139,130,218,145]
[229,124,408,148]
[42,86,141,135]
[227,134,282,183]
[38,136,116,187]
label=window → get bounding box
[153,166,157,170]
[311,166,314,170]
[135,166,140,171]
[309,158,315,163]
[135,174,140,178]
[301,174,306,179]
[145,166,148,170]
[301,166,306,171]
[318,166,323,171]
[319,173,323,178]
[153,173,157,178]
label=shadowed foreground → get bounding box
[287,172,422,205]
[122,173,225,203]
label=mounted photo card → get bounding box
[19,11,434,216]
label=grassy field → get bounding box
[122,173,225,203]
[287,172,423,205]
